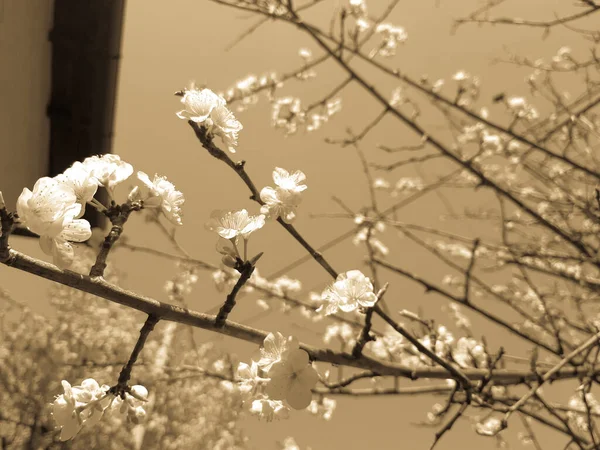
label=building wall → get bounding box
[0,0,54,209]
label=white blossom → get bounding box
[209,104,244,153]
[137,171,185,225]
[319,270,378,315]
[260,168,307,223]
[51,379,111,441]
[237,360,269,398]
[17,177,92,268]
[272,97,305,134]
[474,416,503,437]
[205,209,265,240]
[54,162,99,215]
[307,397,336,421]
[177,85,243,152]
[373,23,407,57]
[82,154,133,192]
[348,0,367,17]
[250,398,289,422]
[177,85,225,123]
[272,168,307,194]
[256,332,297,372]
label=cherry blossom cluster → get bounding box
[260,167,307,223]
[223,72,281,111]
[237,333,318,421]
[51,378,148,441]
[272,96,305,135]
[567,390,600,433]
[367,322,488,370]
[297,48,317,81]
[307,397,336,421]
[177,84,243,152]
[373,23,408,58]
[17,154,184,268]
[206,209,265,266]
[346,0,372,41]
[318,269,378,315]
[352,214,389,256]
[450,70,481,107]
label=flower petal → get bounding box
[288,349,309,373]
[286,384,312,410]
[297,364,318,389]
[265,373,291,400]
[60,219,92,242]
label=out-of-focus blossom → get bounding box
[265,347,318,409]
[452,337,487,368]
[348,0,367,16]
[506,96,538,120]
[272,97,305,134]
[474,417,503,436]
[373,23,407,57]
[307,397,336,420]
[250,398,289,422]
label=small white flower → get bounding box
[237,361,269,398]
[355,17,371,32]
[452,71,471,82]
[51,379,110,441]
[260,168,307,223]
[474,416,503,436]
[54,162,99,215]
[129,385,149,402]
[128,406,147,424]
[104,385,149,424]
[257,332,297,372]
[349,0,367,16]
[272,275,302,296]
[260,187,302,223]
[17,178,92,268]
[307,397,336,421]
[298,48,312,60]
[250,398,289,422]
[319,270,377,315]
[272,168,307,194]
[51,380,84,441]
[209,104,243,153]
[272,97,305,134]
[82,154,133,192]
[265,347,318,410]
[374,23,407,57]
[137,171,185,225]
[205,209,265,240]
[506,96,538,120]
[176,86,225,123]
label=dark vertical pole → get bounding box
[47,0,126,227]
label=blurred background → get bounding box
[1,0,597,448]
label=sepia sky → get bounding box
[2,0,597,448]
